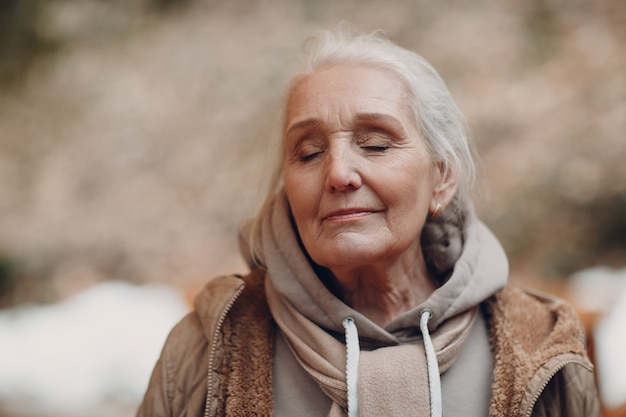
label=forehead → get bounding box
[285,64,411,125]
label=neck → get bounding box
[325,250,437,327]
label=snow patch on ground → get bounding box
[0,281,189,415]
[569,266,626,410]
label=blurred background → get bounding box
[0,0,624,416]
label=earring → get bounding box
[430,202,442,219]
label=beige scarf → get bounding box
[262,192,478,417]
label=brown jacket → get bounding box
[137,269,600,417]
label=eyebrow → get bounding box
[285,112,406,136]
[284,118,321,137]
[354,112,405,131]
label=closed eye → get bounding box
[357,131,393,153]
[362,145,389,152]
[300,151,323,162]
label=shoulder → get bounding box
[137,310,211,417]
[529,358,601,417]
[484,284,586,352]
[193,269,267,332]
[193,275,247,327]
[138,272,258,416]
[484,284,598,416]
[163,273,250,352]
[138,270,271,417]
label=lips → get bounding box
[322,208,380,222]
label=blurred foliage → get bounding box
[150,0,192,12]
[0,252,16,307]
[0,0,57,87]
[0,0,192,88]
[591,194,626,261]
[547,193,626,277]
[486,188,626,279]
[523,0,560,64]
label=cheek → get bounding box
[284,169,316,222]
[385,166,434,222]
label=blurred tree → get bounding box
[0,0,195,87]
[590,194,626,264]
[0,252,16,308]
[149,0,193,12]
[0,0,57,87]
[523,0,560,64]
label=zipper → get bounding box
[203,282,246,417]
[522,357,593,417]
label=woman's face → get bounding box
[283,64,449,273]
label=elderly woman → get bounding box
[137,30,600,417]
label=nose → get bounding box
[324,146,362,192]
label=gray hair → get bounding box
[247,28,475,267]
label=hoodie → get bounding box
[258,191,507,416]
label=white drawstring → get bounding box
[343,317,360,417]
[420,310,442,417]
[342,312,442,417]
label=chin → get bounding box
[312,247,385,270]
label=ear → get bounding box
[430,162,458,212]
